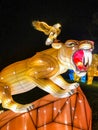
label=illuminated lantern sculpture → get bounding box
[0,87,92,130]
[0,21,94,113]
[0,21,93,130]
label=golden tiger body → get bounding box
[0,21,94,113]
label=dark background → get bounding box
[0,0,98,129]
[0,0,98,68]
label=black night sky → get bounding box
[0,0,98,69]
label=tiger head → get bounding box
[52,40,94,77]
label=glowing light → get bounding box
[78,100,82,103]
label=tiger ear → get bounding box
[52,43,63,49]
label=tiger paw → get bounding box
[68,82,79,90]
[11,103,34,113]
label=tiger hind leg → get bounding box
[0,82,34,113]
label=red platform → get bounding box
[0,87,92,130]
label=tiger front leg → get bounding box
[50,75,79,91]
[0,82,34,113]
[28,63,79,98]
[30,76,78,98]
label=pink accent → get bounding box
[73,50,87,71]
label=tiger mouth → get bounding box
[72,49,92,72]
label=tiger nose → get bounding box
[79,40,94,50]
